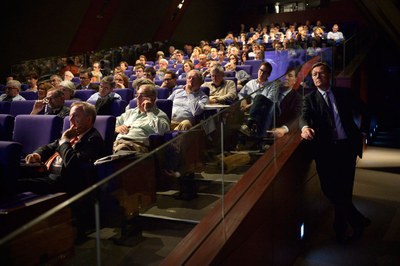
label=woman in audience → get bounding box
[119,61,129,72]
[114,73,129,88]
[59,80,80,101]
[178,60,194,79]
[37,81,54,100]
[190,46,202,63]
[26,72,39,92]
[63,71,74,81]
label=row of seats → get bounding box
[0,99,173,153]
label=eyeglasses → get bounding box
[114,78,123,81]
[135,93,152,98]
[5,87,18,90]
[79,77,89,80]
[50,79,58,82]
[163,78,172,81]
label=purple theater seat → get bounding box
[0,114,15,141]
[74,89,96,101]
[236,65,252,75]
[128,99,172,121]
[63,115,116,155]
[19,91,39,100]
[157,88,170,99]
[87,99,127,117]
[9,100,36,116]
[244,60,262,75]
[0,101,11,114]
[113,88,134,102]
[12,115,63,156]
[176,79,186,86]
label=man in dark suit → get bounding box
[300,62,370,242]
[19,102,105,195]
[75,69,99,91]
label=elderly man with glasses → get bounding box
[30,87,70,118]
[113,79,170,153]
[0,80,26,101]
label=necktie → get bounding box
[45,137,79,170]
[325,91,338,139]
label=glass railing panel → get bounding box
[1,55,324,264]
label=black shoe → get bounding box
[351,217,371,240]
[239,124,256,137]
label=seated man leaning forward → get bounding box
[202,63,237,104]
[114,80,170,153]
[168,69,209,130]
[31,87,70,118]
[19,102,105,195]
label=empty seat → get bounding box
[176,79,186,86]
[19,91,39,100]
[0,114,15,141]
[74,89,96,101]
[9,100,36,116]
[113,88,134,102]
[123,70,132,77]
[13,115,63,156]
[63,115,116,155]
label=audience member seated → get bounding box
[156,58,169,80]
[143,67,159,87]
[238,62,276,112]
[131,64,146,89]
[194,53,208,70]
[202,64,236,104]
[37,81,54,100]
[0,80,26,102]
[26,72,39,92]
[224,55,250,90]
[59,80,80,101]
[239,66,302,138]
[31,87,70,118]
[327,23,345,44]
[49,75,63,88]
[178,60,194,79]
[76,69,99,91]
[87,76,122,115]
[168,70,209,130]
[18,102,105,195]
[113,73,129,89]
[91,61,103,82]
[171,49,185,65]
[161,70,182,95]
[63,70,74,81]
[113,80,170,153]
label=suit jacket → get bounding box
[299,87,368,157]
[277,89,302,127]
[76,83,99,92]
[35,127,105,194]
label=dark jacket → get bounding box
[299,87,368,157]
[35,127,105,194]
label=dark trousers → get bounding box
[247,95,275,137]
[315,140,366,234]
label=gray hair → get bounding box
[59,80,76,96]
[6,80,22,91]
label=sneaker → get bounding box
[239,124,255,137]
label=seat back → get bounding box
[74,89,96,101]
[0,101,11,114]
[113,88,134,102]
[19,91,39,100]
[156,88,170,99]
[9,100,36,116]
[128,99,172,120]
[13,115,63,156]
[0,141,22,199]
[63,115,116,155]
[87,99,127,117]
[236,65,252,75]
[0,114,15,141]
[244,60,262,75]
[176,79,187,86]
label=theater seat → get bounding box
[9,100,36,116]
[19,91,39,100]
[0,114,15,141]
[113,88,134,102]
[63,115,116,155]
[0,141,22,199]
[87,100,127,117]
[12,115,63,156]
[74,89,96,101]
